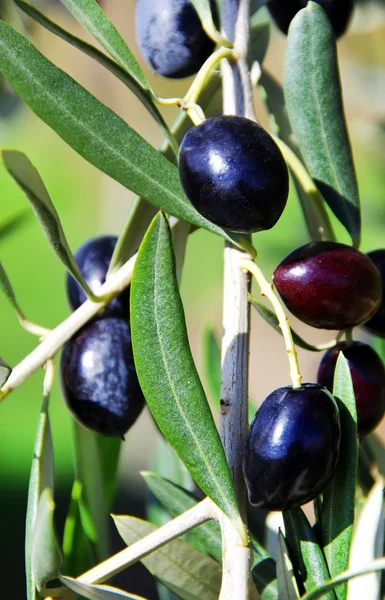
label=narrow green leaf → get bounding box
[276,531,300,600]
[300,558,385,600]
[0,260,23,317]
[202,327,221,404]
[284,3,360,246]
[113,516,222,600]
[60,576,146,600]
[0,22,249,249]
[142,471,222,562]
[0,209,30,242]
[150,438,195,493]
[59,0,149,90]
[249,294,329,352]
[0,356,11,387]
[14,0,176,153]
[249,21,270,65]
[32,488,63,592]
[251,546,278,600]
[131,212,243,535]
[62,481,93,576]
[1,149,96,300]
[26,387,54,600]
[348,478,384,600]
[321,353,358,600]
[283,508,336,599]
[190,0,227,45]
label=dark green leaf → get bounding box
[0,23,251,250]
[249,294,329,352]
[322,353,358,600]
[0,261,23,318]
[26,386,54,600]
[61,576,146,599]
[285,3,360,246]
[276,531,300,600]
[300,558,385,600]
[62,480,93,576]
[142,471,222,562]
[59,0,149,90]
[113,516,222,600]
[0,356,11,387]
[14,0,176,153]
[348,479,384,599]
[249,22,270,65]
[1,149,96,300]
[131,212,243,535]
[32,488,63,592]
[251,545,278,600]
[283,508,336,599]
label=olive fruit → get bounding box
[243,384,341,511]
[273,241,382,330]
[60,318,145,437]
[178,116,289,233]
[363,250,385,338]
[317,341,385,437]
[267,0,355,38]
[135,0,216,79]
[67,235,129,317]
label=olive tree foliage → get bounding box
[0,0,384,599]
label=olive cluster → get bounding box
[60,237,145,438]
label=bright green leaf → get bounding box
[283,508,336,599]
[113,516,222,600]
[1,149,96,300]
[285,3,360,246]
[276,531,300,600]
[26,387,54,600]
[62,480,93,576]
[0,22,250,250]
[61,575,146,600]
[59,0,149,90]
[202,327,222,404]
[131,212,243,535]
[32,488,63,592]
[322,353,358,600]
[14,0,176,154]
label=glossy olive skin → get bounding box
[60,318,145,437]
[179,116,289,233]
[243,384,341,511]
[273,241,382,330]
[364,250,385,338]
[317,342,385,437]
[67,236,129,317]
[267,0,355,38]
[135,0,216,79]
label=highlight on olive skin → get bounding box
[273,241,382,330]
[267,0,355,38]
[178,115,289,234]
[317,341,385,438]
[135,0,217,79]
[60,318,145,438]
[243,383,341,511]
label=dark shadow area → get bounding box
[314,179,361,243]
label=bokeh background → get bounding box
[0,0,384,597]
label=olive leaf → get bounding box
[283,508,336,599]
[32,489,63,592]
[285,3,360,246]
[190,0,228,45]
[131,212,243,533]
[322,353,358,600]
[14,0,176,153]
[1,149,96,300]
[61,576,146,600]
[113,516,222,600]
[276,531,300,600]
[0,260,24,319]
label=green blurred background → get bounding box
[0,0,384,597]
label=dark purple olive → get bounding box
[364,250,385,338]
[243,384,341,511]
[60,318,145,437]
[273,241,382,330]
[317,341,385,437]
[267,0,355,38]
[67,236,129,318]
[179,115,289,233]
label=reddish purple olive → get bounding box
[317,341,385,437]
[273,241,382,330]
[267,0,355,38]
[243,384,341,511]
[363,250,385,338]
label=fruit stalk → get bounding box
[219,0,254,598]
